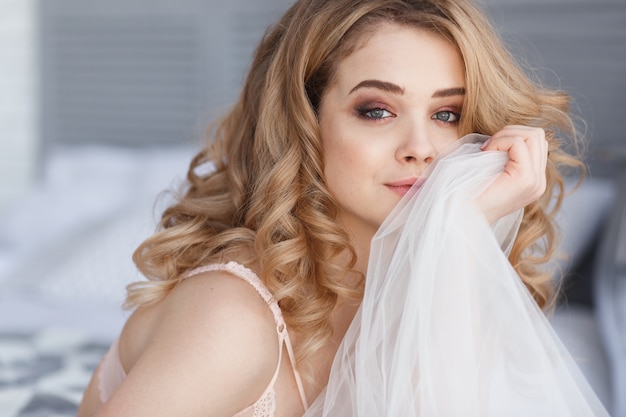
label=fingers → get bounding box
[483,125,548,195]
[483,126,547,165]
[476,125,549,222]
[497,125,548,175]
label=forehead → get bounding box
[332,23,465,93]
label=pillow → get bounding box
[551,176,616,280]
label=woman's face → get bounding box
[319,23,465,241]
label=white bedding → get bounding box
[0,145,196,338]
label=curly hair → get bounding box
[126,0,584,377]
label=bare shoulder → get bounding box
[165,267,274,323]
[158,269,279,353]
[99,269,280,416]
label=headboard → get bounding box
[38,0,293,148]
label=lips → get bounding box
[385,177,425,196]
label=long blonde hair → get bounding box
[127,0,584,372]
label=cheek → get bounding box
[321,118,346,173]
[322,134,364,198]
[322,121,375,174]
[323,137,354,190]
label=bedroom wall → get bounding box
[37,0,293,148]
[483,0,626,177]
[0,0,38,211]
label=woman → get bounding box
[78,0,590,415]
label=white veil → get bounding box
[304,134,609,416]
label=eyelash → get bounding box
[356,104,395,121]
[356,105,462,125]
[431,110,461,124]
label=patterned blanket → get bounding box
[0,328,110,417]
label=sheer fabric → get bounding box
[305,135,609,416]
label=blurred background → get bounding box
[0,0,624,416]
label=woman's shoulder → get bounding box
[124,262,278,359]
[108,264,281,415]
[164,262,277,333]
[157,264,279,358]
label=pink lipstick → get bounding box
[386,177,424,196]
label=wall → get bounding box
[0,0,38,211]
[484,0,626,176]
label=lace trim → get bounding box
[252,388,276,417]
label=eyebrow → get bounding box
[349,80,405,95]
[349,80,465,99]
[432,87,466,98]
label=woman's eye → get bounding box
[432,110,460,123]
[359,107,394,120]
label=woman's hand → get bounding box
[476,125,549,223]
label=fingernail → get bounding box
[480,138,491,150]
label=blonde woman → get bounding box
[78,0,599,416]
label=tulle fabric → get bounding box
[304,134,609,416]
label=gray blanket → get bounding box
[0,329,109,417]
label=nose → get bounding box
[395,120,436,165]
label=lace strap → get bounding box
[183,261,309,410]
